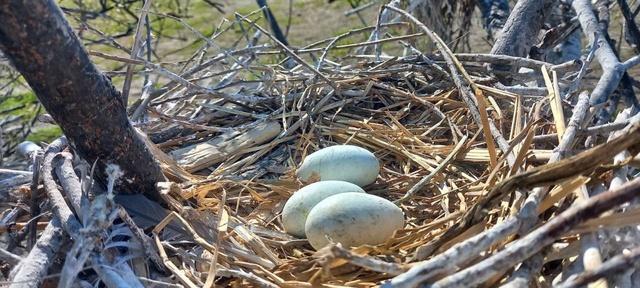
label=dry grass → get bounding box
[4,1,640,287]
[117,6,640,286]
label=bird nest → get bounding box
[129,21,640,288]
[4,4,640,288]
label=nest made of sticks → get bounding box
[4,3,640,288]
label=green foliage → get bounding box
[26,126,63,144]
[0,91,38,117]
[1,91,62,149]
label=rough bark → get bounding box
[9,217,65,288]
[572,0,626,106]
[0,0,165,201]
[489,0,554,76]
[477,0,510,40]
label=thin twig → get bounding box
[121,0,154,104]
[395,135,468,205]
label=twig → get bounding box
[65,13,131,54]
[500,253,545,288]
[572,0,625,106]
[428,54,581,73]
[491,92,592,285]
[622,55,640,70]
[42,139,82,239]
[577,185,606,288]
[344,0,384,16]
[382,217,519,287]
[389,94,635,286]
[395,135,468,205]
[27,149,42,250]
[565,34,599,98]
[203,189,227,288]
[429,176,640,288]
[0,173,31,202]
[236,14,335,86]
[555,245,640,288]
[0,246,21,266]
[315,242,406,276]
[372,0,402,60]
[9,217,65,288]
[54,152,85,218]
[121,0,154,104]
[532,121,629,142]
[217,267,279,288]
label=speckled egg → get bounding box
[305,192,404,250]
[282,181,366,238]
[296,145,379,187]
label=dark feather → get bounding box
[114,194,189,241]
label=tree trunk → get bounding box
[0,0,165,201]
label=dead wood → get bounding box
[489,0,555,76]
[0,0,166,201]
[430,175,640,288]
[3,1,640,287]
[9,217,65,288]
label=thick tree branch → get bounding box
[0,0,165,201]
[489,0,554,76]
